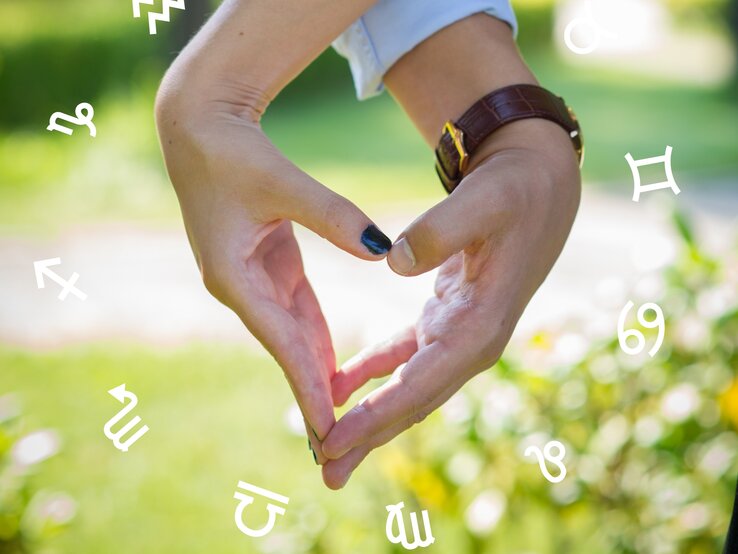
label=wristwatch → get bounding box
[434,84,584,194]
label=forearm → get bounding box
[157,0,378,121]
[385,13,577,175]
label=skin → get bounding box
[155,1,581,488]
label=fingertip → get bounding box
[322,464,351,490]
[321,434,350,461]
[387,237,416,276]
[360,225,392,258]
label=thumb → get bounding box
[387,178,498,276]
[277,167,392,261]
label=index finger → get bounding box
[321,340,471,459]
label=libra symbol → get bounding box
[233,481,289,538]
[625,146,681,202]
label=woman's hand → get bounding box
[154,0,390,446]
[320,117,581,488]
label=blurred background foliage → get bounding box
[0,0,737,230]
[1,0,737,552]
[1,213,737,553]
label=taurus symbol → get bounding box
[525,440,567,483]
[103,384,149,452]
[385,501,435,550]
[233,481,289,538]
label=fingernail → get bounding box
[360,225,392,255]
[308,438,318,465]
[310,426,321,441]
[388,237,416,275]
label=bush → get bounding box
[365,210,738,553]
[0,396,75,553]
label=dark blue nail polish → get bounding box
[361,225,392,255]
[308,439,318,464]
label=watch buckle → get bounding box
[443,121,469,174]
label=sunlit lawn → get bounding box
[1,344,613,554]
[1,345,394,554]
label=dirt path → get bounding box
[0,186,735,351]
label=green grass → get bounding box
[0,344,397,554]
[2,344,604,554]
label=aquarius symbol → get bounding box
[564,1,617,55]
[132,0,186,35]
[625,146,680,202]
[525,440,567,483]
[233,481,289,538]
[618,300,665,357]
[103,384,149,452]
[47,103,96,137]
[385,502,435,550]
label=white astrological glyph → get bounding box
[33,258,87,301]
[103,384,149,452]
[625,146,681,202]
[524,440,567,484]
[47,102,96,137]
[233,481,289,538]
[564,1,617,55]
[618,300,665,357]
[132,0,186,35]
[385,502,435,550]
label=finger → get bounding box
[387,167,506,276]
[331,328,417,407]
[277,164,392,260]
[304,419,328,466]
[232,292,336,440]
[322,373,465,489]
[322,341,471,459]
[294,277,337,381]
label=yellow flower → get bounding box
[719,378,738,430]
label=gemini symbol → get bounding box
[625,146,681,202]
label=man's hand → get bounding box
[321,120,581,488]
[319,11,582,488]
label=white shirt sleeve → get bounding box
[332,0,518,100]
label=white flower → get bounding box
[37,492,77,525]
[11,430,60,467]
[446,451,483,486]
[634,416,663,447]
[551,333,588,366]
[660,384,701,423]
[464,490,507,536]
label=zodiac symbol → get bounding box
[33,258,87,301]
[103,384,149,452]
[524,440,567,483]
[133,0,186,35]
[618,300,665,357]
[385,501,435,550]
[47,103,96,137]
[625,146,680,202]
[233,481,289,538]
[564,1,617,55]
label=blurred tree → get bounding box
[169,1,213,58]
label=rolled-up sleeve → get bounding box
[332,0,518,100]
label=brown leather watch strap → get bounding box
[435,84,584,194]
